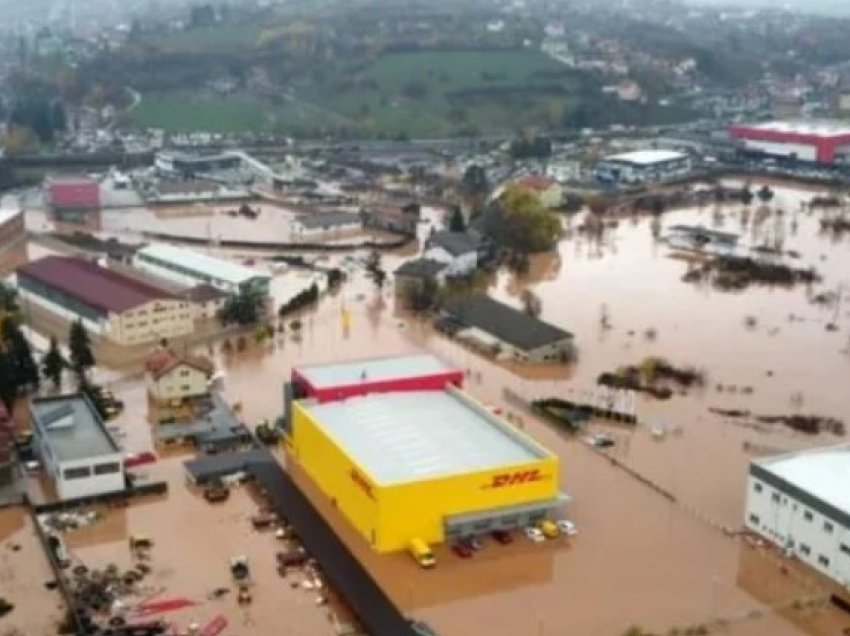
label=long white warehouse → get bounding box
[745,444,850,586]
[134,243,270,297]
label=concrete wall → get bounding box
[108,299,194,346]
[744,473,850,586]
[55,454,125,500]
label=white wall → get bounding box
[55,454,125,500]
[745,473,850,585]
[742,139,817,162]
[147,363,210,403]
[17,287,106,335]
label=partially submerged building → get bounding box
[440,295,574,363]
[134,243,271,298]
[44,177,101,223]
[666,225,739,256]
[362,203,421,236]
[16,256,194,346]
[285,354,565,553]
[424,231,483,277]
[745,444,850,586]
[30,394,125,500]
[595,150,692,185]
[145,347,214,404]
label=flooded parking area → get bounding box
[3,179,850,635]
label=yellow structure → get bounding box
[289,386,562,553]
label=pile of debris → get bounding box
[598,357,704,400]
[709,408,845,436]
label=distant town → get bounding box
[0,1,848,636]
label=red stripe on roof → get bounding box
[17,256,177,314]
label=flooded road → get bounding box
[4,180,850,635]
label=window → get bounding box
[94,462,120,475]
[800,544,811,556]
[753,482,763,493]
[63,466,91,480]
[772,492,781,503]
[840,544,850,556]
[181,384,191,391]
[748,513,760,525]
[180,369,190,377]
[804,510,813,522]
[824,521,834,534]
[818,555,830,567]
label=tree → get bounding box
[2,318,39,392]
[448,206,466,232]
[401,278,439,313]
[741,187,754,205]
[366,250,387,290]
[462,164,489,196]
[757,184,775,204]
[219,288,266,326]
[520,289,542,317]
[494,185,561,253]
[41,336,66,389]
[509,135,551,159]
[68,319,95,381]
[50,101,67,134]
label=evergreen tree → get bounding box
[41,336,66,389]
[448,206,466,232]
[2,318,39,391]
[68,319,95,381]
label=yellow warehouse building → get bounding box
[289,384,565,553]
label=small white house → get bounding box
[145,347,214,404]
[30,395,125,500]
[424,231,481,277]
[745,444,850,587]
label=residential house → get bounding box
[363,202,421,236]
[393,259,448,301]
[145,347,214,404]
[179,284,229,321]
[424,231,482,277]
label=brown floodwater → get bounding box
[6,180,850,635]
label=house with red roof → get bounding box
[16,256,195,346]
[145,347,214,404]
[514,175,564,209]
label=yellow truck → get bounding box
[408,538,436,569]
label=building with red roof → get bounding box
[144,347,214,404]
[45,177,101,222]
[16,256,195,346]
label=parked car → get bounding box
[451,542,473,559]
[556,519,578,536]
[591,433,615,448]
[491,530,513,545]
[537,519,560,539]
[523,526,545,543]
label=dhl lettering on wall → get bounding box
[483,468,549,489]
[349,468,376,500]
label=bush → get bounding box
[278,283,320,317]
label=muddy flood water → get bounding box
[3,180,850,635]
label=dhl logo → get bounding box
[485,469,545,489]
[349,468,376,500]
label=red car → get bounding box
[451,542,473,559]
[491,530,513,545]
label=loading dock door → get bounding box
[444,494,569,538]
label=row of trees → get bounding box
[0,286,96,413]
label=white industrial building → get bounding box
[134,243,271,298]
[595,149,692,185]
[730,120,850,164]
[745,444,850,587]
[30,394,125,500]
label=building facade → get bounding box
[145,348,214,404]
[596,150,692,185]
[424,231,481,277]
[730,121,850,164]
[745,445,850,587]
[286,356,563,554]
[134,243,270,298]
[17,256,194,346]
[30,394,125,500]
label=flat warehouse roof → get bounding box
[0,210,21,225]
[604,149,688,165]
[302,389,547,484]
[296,353,457,390]
[31,395,119,462]
[755,444,850,515]
[137,243,269,286]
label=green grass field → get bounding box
[131,50,641,137]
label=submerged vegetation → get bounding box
[598,357,704,399]
[683,256,819,291]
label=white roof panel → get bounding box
[0,210,21,225]
[604,149,688,166]
[301,389,548,484]
[138,243,268,287]
[296,354,456,390]
[758,444,850,515]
